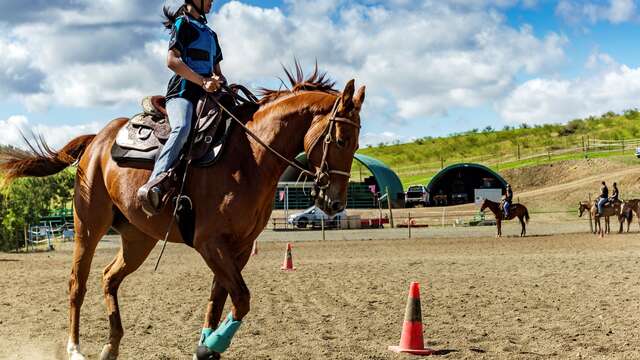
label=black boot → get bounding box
[137,172,172,216]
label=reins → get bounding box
[209,88,360,186]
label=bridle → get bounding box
[306,98,361,200]
[209,91,360,204]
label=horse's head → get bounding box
[578,202,589,217]
[480,198,489,212]
[304,79,365,215]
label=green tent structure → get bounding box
[275,153,404,209]
[425,163,507,206]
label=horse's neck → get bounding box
[244,93,334,186]
[487,201,501,214]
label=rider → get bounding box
[503,183,513,218]
[610,182,620,202]
[597,181,608,216]
[137,0,225,215]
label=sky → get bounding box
[1,0,640,148]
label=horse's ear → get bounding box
[339,79,355,110]
[353,85,366,112]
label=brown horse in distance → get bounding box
[480,199,530,237]
[621,198,640,231]
[0,68,365,360]
[578,200,621,236]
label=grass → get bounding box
[357,110,640,187]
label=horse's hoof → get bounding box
[100,344,118,360]
[67,340,86,360]
[69,351,87,360]
[195,345,221,360]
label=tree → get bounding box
[0,168,76,251]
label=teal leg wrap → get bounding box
[203,313,243,353]
[199,328,213,346]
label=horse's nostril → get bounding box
[332,201,342,211]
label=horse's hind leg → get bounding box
[100,222,157,360]
[68,179,114,359]
[519,216,526,237]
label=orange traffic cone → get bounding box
[389,282,433,355]
[251,240,258,256]
[280,243,295,271]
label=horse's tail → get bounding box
[524,207,530,224]
[0,134,96,184]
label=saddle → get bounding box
[111,90,237,168]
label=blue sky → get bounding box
[1,0,640,148]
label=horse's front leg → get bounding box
[195,278,228,360]
[195,238,251,359]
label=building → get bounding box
[275,153,403,209]
[426,163,507,206]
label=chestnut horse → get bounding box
[0,70,365,360]
[578,200,621,235]
[621,198,640,231]
[480,199,530,237]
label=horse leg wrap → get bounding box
[203,312,243,353]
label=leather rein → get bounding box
[209,87,360,193]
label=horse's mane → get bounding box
[258,62,339,105]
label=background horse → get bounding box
[618,201,635,233]
[480,198,530,237]
[621,198,640,231]
[579,200,621,236]
[0,68,365,360]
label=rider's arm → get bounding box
[167,49,204,87]
[213,63,226,84]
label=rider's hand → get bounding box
[202,77,221,93]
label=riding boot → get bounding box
[137,172,174,216]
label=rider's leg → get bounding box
[149,98,194,179]
[597,198,605,215]
[137,97,193,214]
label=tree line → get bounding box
[0,145,75,251]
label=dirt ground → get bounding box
[1,226,639,360]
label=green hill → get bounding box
[357,109,640,187]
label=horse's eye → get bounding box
[336,139,346,148]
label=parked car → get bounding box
[287,206,347,229]
[405,185,428,207]
[635,147,640,158]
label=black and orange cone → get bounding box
[280,243,295,271]
[389,282,433,355]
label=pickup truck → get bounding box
[405,185,428,207]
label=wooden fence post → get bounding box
[386,187,395,228]
[23,225,28,253]
[321,216,325,241]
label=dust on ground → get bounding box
[1,228,639,360]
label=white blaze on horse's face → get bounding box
[307,80,365,216]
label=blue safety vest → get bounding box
[175,15,219,76]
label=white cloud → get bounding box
[214,1,566,121]
[0,116,102,149]
[0,0,567,131]
[361,131,411,146]
[498,54,640,124]
[556,0,637,24]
